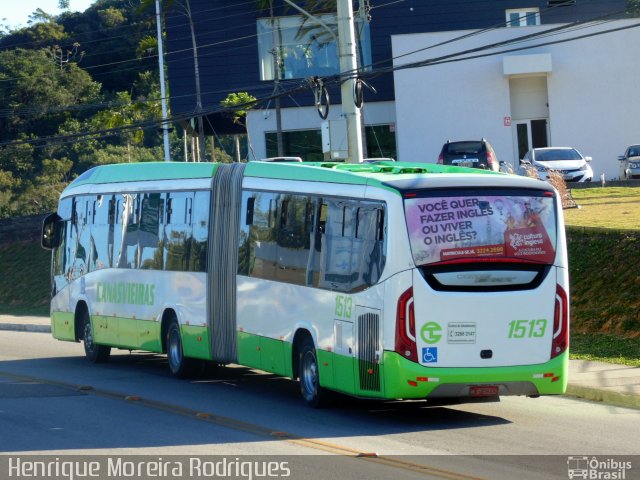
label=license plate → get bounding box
[470,385,499,397]
[447,322,476,344]
[452,158,478,168]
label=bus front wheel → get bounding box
[82,310,110,363]
[166,320,195,378]
[298,338,328,408]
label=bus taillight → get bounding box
[551,285,569,359]
[396,287,417,362]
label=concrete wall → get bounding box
[392,20,640,179]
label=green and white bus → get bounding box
[42,161,569,406]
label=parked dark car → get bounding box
[618,145,640,180]
[437,139,499,172]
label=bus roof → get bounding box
[63,160,527,196]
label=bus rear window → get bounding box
[404,190,557,266]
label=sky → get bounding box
[1,0,96,29]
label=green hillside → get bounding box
[1,227,638,337]
[0,242,51,315]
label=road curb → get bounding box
[0,323,51,333]
[565,385,640,410]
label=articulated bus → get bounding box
[41,161,569,406]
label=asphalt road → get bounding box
[0,330,638,480]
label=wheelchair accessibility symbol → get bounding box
[422,347,438,363]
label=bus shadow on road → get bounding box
[0,352,511,453]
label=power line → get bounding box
[0,0,262,52]
[326,8,630,85]
[1,3,635,149]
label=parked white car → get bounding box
[519,147,593,183]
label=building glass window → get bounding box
[266,129,324,161]
[266,125,397,161]
[506,8,540,27]
[257,14,371,80]
[365,125,397,160]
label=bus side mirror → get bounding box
[41,213,62,250]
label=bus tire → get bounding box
[166,319,195,378]
[298,338,328,408]
[82,310,110,363]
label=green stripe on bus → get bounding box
[237,332,291,377]
[382,350,568,399]
[243,161,498,195]
[91,315,162,352]
[52,311,75,341]
[181,324,211,360]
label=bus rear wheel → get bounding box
[82,310,110,363]
[298,338,328,408]
[166,320,196,378]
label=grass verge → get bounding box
[564,187,640,230]
[571,332,640,367]
[567,228,640,337]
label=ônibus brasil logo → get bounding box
[567,456,632,479]
[420,322,442,344]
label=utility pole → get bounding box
[337,0,363,163]
[184,0,206,162]
[269,1,284,157]
[155,0,171,162]
[282,0,363,162]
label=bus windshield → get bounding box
[404,189,557,266]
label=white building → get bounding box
[392,19,640,179]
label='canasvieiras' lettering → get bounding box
[96,282,156,306]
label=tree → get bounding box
[0,48,100,142]
[221,92,257,162]
[0,1,188,219]
[93,91,146,162]
[140,0,207,161]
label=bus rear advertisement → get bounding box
[42,161,569,407]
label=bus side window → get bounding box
[72,196,93,278]
[319,200,386,292]
[71,198,78,232]
[164,192,192,272]
[320,200,357,292]
[112,197,126,269]
[189,191,209,272]
[120,194,140,269]
[274,195,309,286]
[306,199,323,287]
[353,205,386,288]
[91,195,111,271]
[139,193,162,270]
[53,197,72,292]
[241,192,277,280]
[245,197,255,226]
[108,197,115,225]
[237,192,252,276]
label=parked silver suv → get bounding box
[618,145,640,180]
